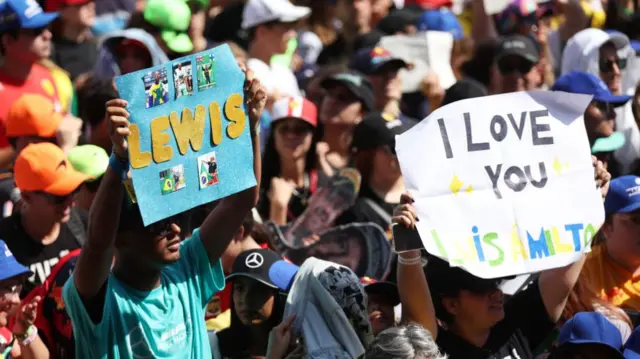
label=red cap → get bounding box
[406,0,452,9]
[271,96,318,127]
[45,0,93,12]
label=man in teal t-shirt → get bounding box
[63,66,265,358]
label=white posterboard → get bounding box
[483,0,511,15]
[395,91,604,279]
[379,32,456,93]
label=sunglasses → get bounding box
[497,58,534,75]
[147,212,191,236]
[36,190,76,205]
[599,57,627,73]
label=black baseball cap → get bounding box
[361,277,401,306]
[495,35,539,64]
[351,112,416,154]
[350,47,410,76]
[426,256,515,296]
[376,8,422,35]
[321,71,375,112]
[441,78,489,107]
[226,249,300,291]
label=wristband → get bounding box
[398,254,422,266]
[110,152,130,181]
[14,325,37,346]
[251,122,260,137]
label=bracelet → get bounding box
[110,152,130,181]
[13,325,37,346]
[250,122,260,137]
[398,254,422,266]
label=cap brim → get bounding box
[615,199,640,214]
[591,132,626,153]
[0,266,32,282]
[374,59,409,73]
[225,272,279,289]
[44,169,91,196]
[623,348,640,359]
[365,282,400,306]
[161,31,194,53]
[558,342,625,359]
[22,12,59,29]
[497,51,539,65]
[278,6,311,23]
[593,93,632,107]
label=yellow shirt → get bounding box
[581,244,640,310]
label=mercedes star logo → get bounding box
[245,252,264,269]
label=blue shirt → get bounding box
[63,229,224,358]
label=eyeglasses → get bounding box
[0,284,22,298]
[599,57,627,73]
[497,58,534,75]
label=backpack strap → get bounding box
[66,211,87,247]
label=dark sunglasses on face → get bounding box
[599,57,627,73]
[498,58,534,75]
[147,212,190,236]
[326,91,358,105]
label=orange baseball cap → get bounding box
[15,143,91,196]
[6,94,62,139]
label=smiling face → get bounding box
[602,210,640,269]
[599,42,624,95]
[367,292,396,335]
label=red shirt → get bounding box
[0,64,62,148]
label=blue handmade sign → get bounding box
[114,44,256,225]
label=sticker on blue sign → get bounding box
[114,44,256,225]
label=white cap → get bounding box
[241,0,311,30]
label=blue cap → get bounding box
[417,8,463,40]
[350,47,409,75]
[552,71,632,106]
[631,40,640,54]
[557,312,624,357]
[604,175,640,215]
[624,326,640,359]
[0,239,31,281]
[0,0,59,32]
[226,249,299,291]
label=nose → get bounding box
[612,62,621,76]
[41,29,53,41]
[5,293,20,306]
[170,223,181,235]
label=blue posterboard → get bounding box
[114,44,256,225]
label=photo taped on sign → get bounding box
[143,67,170,109]
[197,151,219,189]
[196,53,217,91]
[159,164,186,195]
[173,60,194,99]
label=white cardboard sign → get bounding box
[395,91,604,279]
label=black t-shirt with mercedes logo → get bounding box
[436,280,555,359]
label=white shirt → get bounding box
[247,57,301,98]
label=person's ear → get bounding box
[442,296,459,317]
[234,225,245,242]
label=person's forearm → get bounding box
[398,251,438,339]
[17,337,49,359]
[471,0,498,43]
[269,202,288,225]
[539,255,586,322]
[74,165,122,297]
[559,0,587,43]
[251,124,261,206]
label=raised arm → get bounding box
[394,193,438,339]
[73,99,129,299]
[198,67,266,263]
[538,157,610,321]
